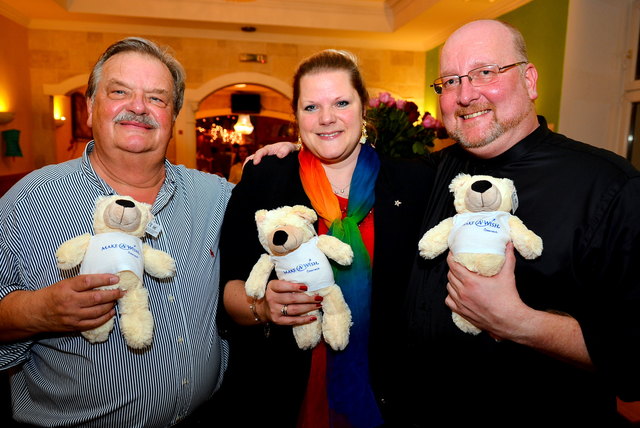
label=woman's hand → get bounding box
[260,280,322,325]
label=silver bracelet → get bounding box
[249,298,263,324]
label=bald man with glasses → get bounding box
[372,19,640,427]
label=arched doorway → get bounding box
[177,72,293,169]
[194,83,296,179]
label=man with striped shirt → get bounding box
[0,37,232,427]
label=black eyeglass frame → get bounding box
[430,61,528,95]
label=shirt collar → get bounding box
[449,115,550,172]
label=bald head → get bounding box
[437,19,539,158]
[441,20,528,75]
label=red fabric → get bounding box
[297,195,374,428]
[297,341,329,428]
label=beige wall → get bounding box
[0,22,426,173]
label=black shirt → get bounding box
[386,117,640,427]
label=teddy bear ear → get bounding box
[255,209,267,224]
[501,178,518,213]
[292,205,317,222]
[504,177,515,187]
[139,203,154,224]
[136,198,152,211]
[93,195,110,208]
[449,173,470,193]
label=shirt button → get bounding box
[168,295,175,302]
[182,378,189,386]
[177,336,184,343]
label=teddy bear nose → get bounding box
[273,230,289,246]
[116,199,136,208]
[471,180,492,194]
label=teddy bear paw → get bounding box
[120,311,154,349]
[82,317,115,343]
[292,313,322,350]
[322,312,352,351]
[244,280,266,299]
[452,312,481,335]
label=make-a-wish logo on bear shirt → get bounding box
[81,232,144,277]
[283,259,320,275]
[117,242,141,258]
[462,217,501,234]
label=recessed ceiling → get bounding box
[0,0,532,51]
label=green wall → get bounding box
[424,0,569,130]
[424,48,441,119]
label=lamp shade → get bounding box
[0,112,15,124]
[2,129,22,157]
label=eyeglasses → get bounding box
[431,61,528,95]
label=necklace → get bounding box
[331,183,350,195]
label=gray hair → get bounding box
[86,37,186,118]
[499,20,529,62]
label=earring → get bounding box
[295,134,303,151]
[359,120,368,145]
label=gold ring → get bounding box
[281,304,288,316]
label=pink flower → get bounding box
[422,112,438,129]
[395,99,406,110]
[369,98,380,108]
[378,92,395,107]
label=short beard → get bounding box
[450,102,533,149]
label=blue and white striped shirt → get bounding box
[0,142,232,427]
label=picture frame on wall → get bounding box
[71,91,92,142]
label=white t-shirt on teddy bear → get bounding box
[449,211,511,255]
[80,232,145,278]
[271,236,335,292]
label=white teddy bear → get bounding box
[56,195,176,349]
[418,173,543,335]
[245,205,353,351]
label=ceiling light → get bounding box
[234,114,254,135]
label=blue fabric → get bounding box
[326,144,383,427]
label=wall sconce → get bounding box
[53,95,68,128]
[233,114,254,135]
[239,53,267,64]
[0,112,15,124]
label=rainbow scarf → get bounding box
[299,144,383,428]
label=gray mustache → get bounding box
[113,111,159,128]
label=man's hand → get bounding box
[445,244,593,368]
[445,242,528,339]
[246,141,298,166]
[0,274,123,342]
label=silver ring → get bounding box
[281,304,288,316]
